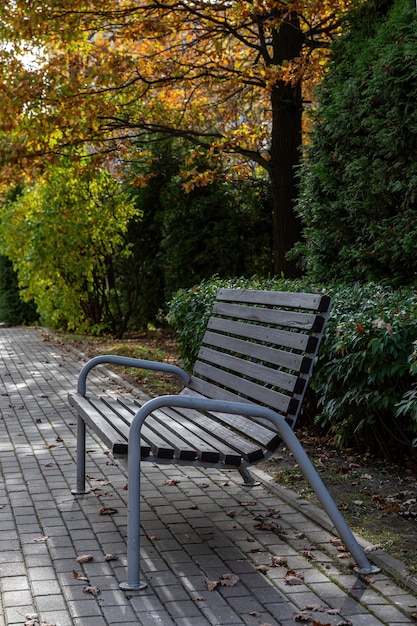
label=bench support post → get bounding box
[71,416,89,495]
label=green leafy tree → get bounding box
[0,160,140,334]
[294,0,417,286]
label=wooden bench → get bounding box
[69,288,378,589]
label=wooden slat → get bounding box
[128,399,252,465]
[197,346,302,393]
[202,330,311,373]
[192,360,293,413]
[206,317,318,352]
[212,302,323,332]
[180,388,283,451]
[96,398,175,460]
[68,393,149,458]
[216,288,331,312]
[116,398,230,464]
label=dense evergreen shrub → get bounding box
[126,138,273,328]
[293,0,417,286]
[168,277,417,461]
[0,256,39,326]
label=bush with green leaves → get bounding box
[168,276,417,460]
[293,0,417,286]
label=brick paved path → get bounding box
[0,327,416,626]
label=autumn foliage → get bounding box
[0,0,353,276]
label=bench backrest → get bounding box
[188,288,331,430]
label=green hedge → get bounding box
[167,277,417,460]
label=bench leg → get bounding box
[119,433,147,591]
[238,466,261,487]
[71,417,89,495]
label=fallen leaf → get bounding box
[73,570,89,581]
[164,479,180,486]
[256,564,269,573]
[76,554,93,563]
[33,535,48,542]
[226,510,237,518]
[327,608,342,615]
[239,500,257,506]
[271,555,288,567]
[364,544,380,553]
[147,535,160,542]
[104,554,118,561]
[302,549,317,560]
[99,506,118,515]
[284,569,304,585]
[83,585,100,596]
[219,573,240,586]
[249,611,260,617]
[294,610,312,621]
[192,596,205,602]
[206,579,218,591]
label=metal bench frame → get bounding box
[69,288,379,589]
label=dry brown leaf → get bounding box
[256,564,269,573]
[83,585,100,596]
[104,553,118,561]
[76,554,93,563]
[363,573,375,584]
[364,544,380,553]
[147,535,160,542]
[327,608,342,615]
[294,610,312,622]
[73,570,89,581]
[284,569,304,585]
[249,611,260,617]
[219,573,240,586]
[226,510,236,518]
[239,500,257,506]
[302,549,317,560]
[164,479,180,485]
[205,579,218,591]
[330,537,344,547]
[271,555,288,567]
[99,506,118,515]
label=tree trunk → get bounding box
[269,16,304,278]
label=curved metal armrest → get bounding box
[77,354,191,396]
